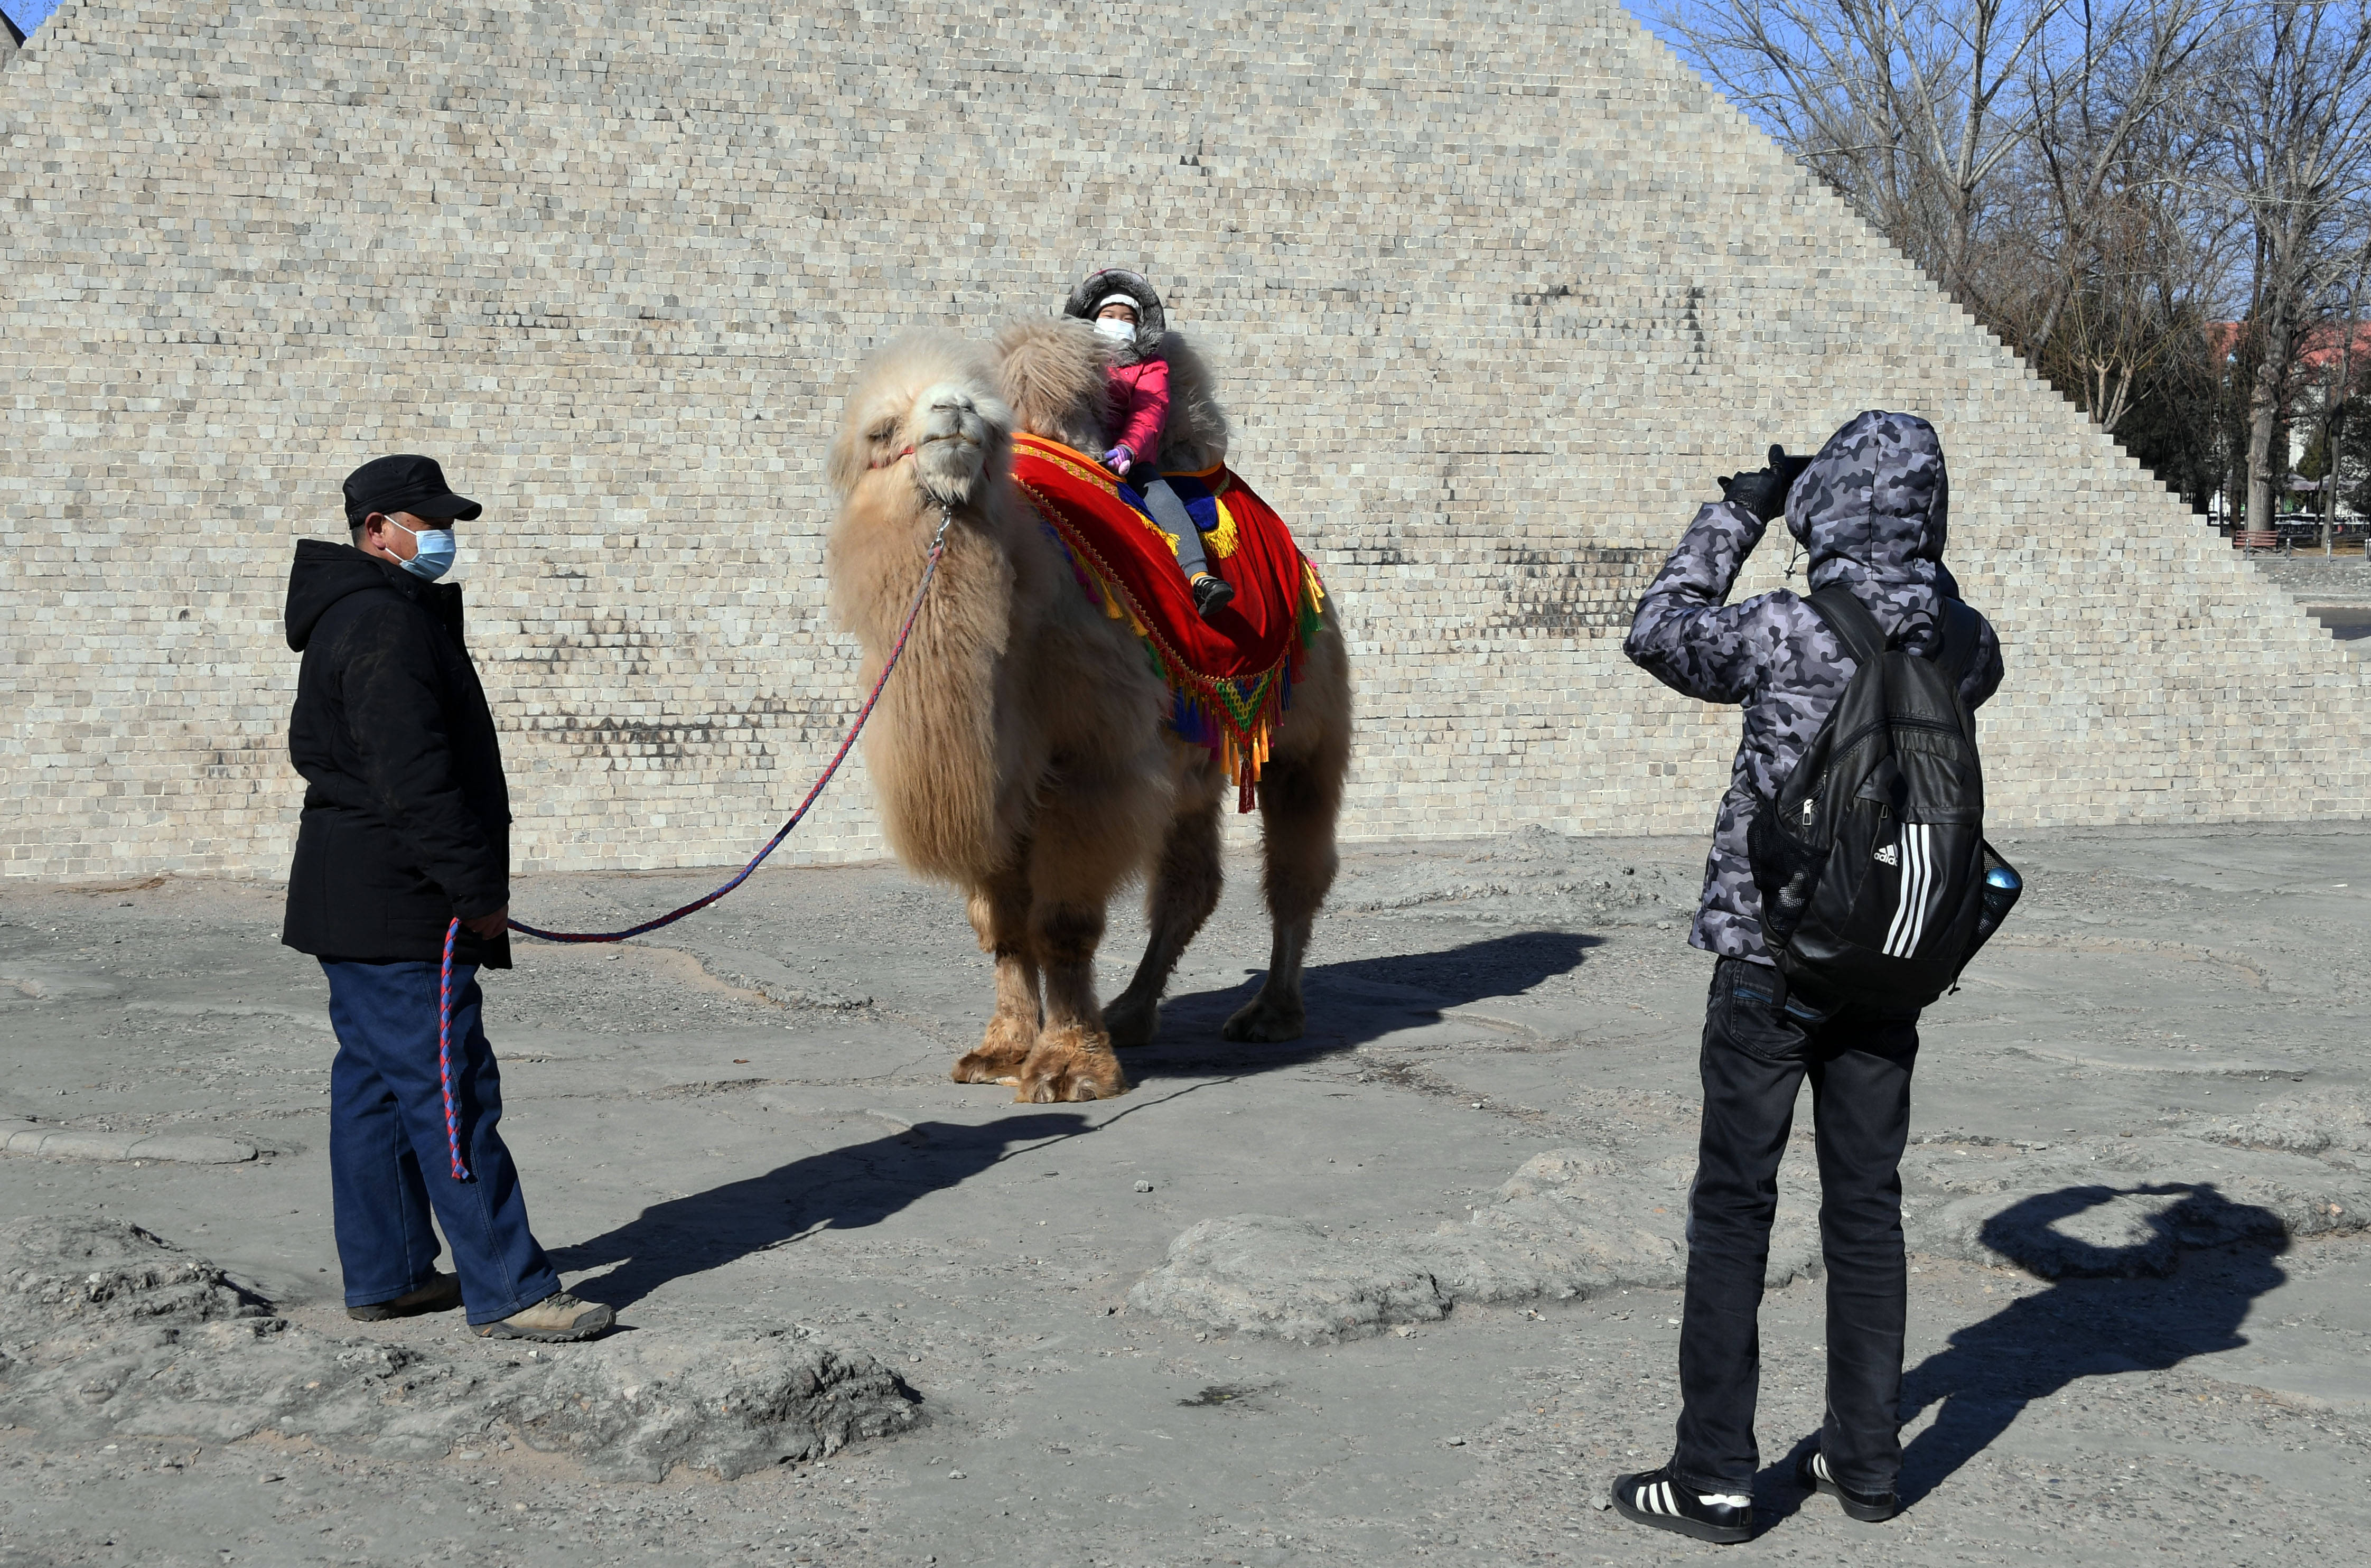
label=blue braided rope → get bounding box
[506,508,955,946]
[437,917,470,1181]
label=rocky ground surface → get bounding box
[3,823,2368,1567]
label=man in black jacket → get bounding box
[283,454,610,1343]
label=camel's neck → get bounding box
[830,494,1021,884]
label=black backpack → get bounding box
[1747,587,2014,1010]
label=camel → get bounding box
[823,322,1353,1103]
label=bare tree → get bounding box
[1659,0,2073,306]
[2021,73,2241,433]
[2207,1,2371,533]
[2304,239,2371,545]
[1659,0,2371,516]
[2019,0,2228,356]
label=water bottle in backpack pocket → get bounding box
[1748,587,2018,1009]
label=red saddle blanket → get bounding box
[1010,432,1327,810]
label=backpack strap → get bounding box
[1805,586,1887,666]
[1935,599,1983,687]
[1809,586,1982,686]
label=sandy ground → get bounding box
[3,823,2368,1567]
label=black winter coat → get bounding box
[281,540,512,967]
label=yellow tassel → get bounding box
[1205,495,1243,560]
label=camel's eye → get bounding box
[867,418,898,446]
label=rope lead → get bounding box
[437,917,469,1181]
[507,503,956,945]
[430,506,955,1182]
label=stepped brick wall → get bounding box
[3,0,2364,882]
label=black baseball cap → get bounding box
[342,454,483,528]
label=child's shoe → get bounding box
[1190,572,1235,620]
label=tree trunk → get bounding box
[2244,371,2281,531]
[2099,362,2136,434]
[2246,286,2295,533]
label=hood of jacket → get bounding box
[286,538,450,652]
[1782,409,1958,653]
[1062,267,1168,365]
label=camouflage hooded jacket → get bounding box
[1623,410,2005,964]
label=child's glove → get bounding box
[1102,445,1133,476]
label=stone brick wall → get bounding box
[3,0,2364,883]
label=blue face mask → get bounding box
[387,518,459,581]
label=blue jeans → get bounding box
[321,959,561,1326]
[1672,958,1921,1495]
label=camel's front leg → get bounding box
[1015,895,1131,1102]
[955,860,1039,1086]
[1104,787,1225,1049]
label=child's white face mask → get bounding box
[1094,317,1136,343]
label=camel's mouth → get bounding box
[908,381,1000,508]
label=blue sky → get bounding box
[3,0,63,39]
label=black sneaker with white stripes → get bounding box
[1607,1466,1754,1544]
[1796,1448,1899,1522]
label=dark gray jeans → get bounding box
[1670,957,1920,1496]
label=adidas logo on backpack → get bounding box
[1747,587,2018,1009]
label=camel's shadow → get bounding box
[548,1112,1090,1310]
[1128,928,1600,1078]
[1750,1181,2288,1522]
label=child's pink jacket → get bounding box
[1105,359,1171,463]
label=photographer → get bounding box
[1609,413,2003,1541]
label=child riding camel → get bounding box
[1063,269,1235,620]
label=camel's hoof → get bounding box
[1104,993,1162,1050]
[955,1019,1037,1084]
[1014,1069,1124,1104]
[1014,1031,1131,1102]
[1221,994,1304,1043]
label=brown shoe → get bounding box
[347,1272,462,1322]
[474,1291,615,1342]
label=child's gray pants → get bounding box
[1140,477,1210,577]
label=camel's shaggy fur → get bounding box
[824,326,1354,1102]
[990,317,1230,475]
[1149,332,1229,475]
[991,318,1110,457]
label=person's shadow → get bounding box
[1133,929,1599,1078]
[1757,1182,2289,1518]
[549,1111,1090,1310]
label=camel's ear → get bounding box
[825,403,871,496]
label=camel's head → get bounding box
[828,332,1012,514]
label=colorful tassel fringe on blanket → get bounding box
[1011,432,1328,811]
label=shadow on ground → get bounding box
[1751,1182,2288,1525]
[1131,929,1601,1078]
[552,932,1598,1309]
[552,1112,1091,1309]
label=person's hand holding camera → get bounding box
[1717,443,1815,523]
